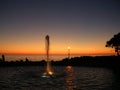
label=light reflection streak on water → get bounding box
[66,66,77,90]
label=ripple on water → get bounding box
[0,66,116,90]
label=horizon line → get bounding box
[0,52,114,55]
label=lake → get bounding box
[2,54,75,61]
[2,54,108,61]
[0,66,119,90]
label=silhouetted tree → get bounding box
[106,32,120,56]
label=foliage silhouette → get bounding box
[0,56,120,72]
[106,32,120,56]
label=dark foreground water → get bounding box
[0,66,119,90]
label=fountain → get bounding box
[42,35,54,77]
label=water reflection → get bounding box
[0,66,116,90]
[66,66,77,90]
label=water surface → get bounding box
[0,66,118,90]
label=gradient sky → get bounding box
[0,0,120,55]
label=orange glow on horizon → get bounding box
[0,42,115,55]
[0,50,114,56]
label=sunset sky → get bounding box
[0,0,120,55]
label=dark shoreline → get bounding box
[0,56,120,69]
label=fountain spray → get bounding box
[43,35,53,77]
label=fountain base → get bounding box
[42,71,54,78]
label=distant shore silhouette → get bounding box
[0,55,120,69]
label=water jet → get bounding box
[42,35,54,77]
